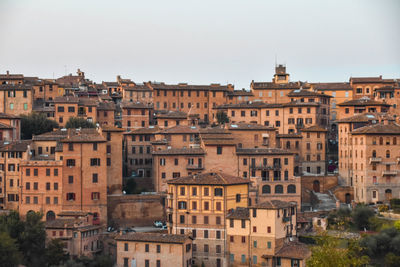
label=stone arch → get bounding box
[262,185,271,194]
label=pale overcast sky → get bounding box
[0,0,399,90]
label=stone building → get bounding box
[337,98,390,121]
[0,84,33,115]
[167,172,249,267]
[120,101,153,131]
[115,232,193,267]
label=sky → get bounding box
[0,0,399,90]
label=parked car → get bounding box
[153,221,163,228]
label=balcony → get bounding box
[186,164,204,170]
[282,216,291,223]
[382,170,397,176]
[369,157,382,164]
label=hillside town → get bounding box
[0,65,400,267]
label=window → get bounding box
[216,230,221,239]
[66,193,75,201]
[216,216,221,225]
[92,173,98,183]
[68,106,75,112]
[267,241,271,248]
[178,201,187,209]
[204,216,209,224]
[68,176,73,184]
[68,143,74,151]
[192,216,197,224]
[241,255,246,263]
[214,188,223,196]
[160,158,165,166]
[180,215,185,224]
[275,185,283,194]
[242,236,246,243]
[253,256,257,264]
[54,182,58,190]
[145,244,149,252]
[204,187,209,196]
[268,226,271,233]
[180,187,185,195]
[54,169,58,176]
[157,244,161,253]
[253,226,257,233]
[192,201,197,210]
[236,194,241,202]
[216,245,221,254]
[91,192,100,200]
[66,159,75,166]
[216,202,221,211]
[26,196,30,204]
[288,184,296,193]
[204,244,209,254]
[204,230,208,238]
[217,146,222,154]
[204,201,209,210]
[241,219,246,228]
[90,158,101,166]
[34,182,38,190]
[230,219,234,228]
[46,182,50,190]
[124,243,128,251]
[93,143,97,151]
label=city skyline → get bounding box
[0,0,399,90]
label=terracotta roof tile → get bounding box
[251,200,296,209]
[115,233,191,244]
[351,122,400,135]
[155,110,187,119]
[167,172,250,186]
[153,148,205,155]
[228,123,276,131]
[272,241,311,259]
[338,98,390,107]
[301,125,328,132]
[236,148,293,155]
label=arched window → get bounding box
[46,211,56,221]
[262,185,271,194]
[386,150,390,158]
[372,150,376,158]
[379,137,383,145]
[287,184,296,194]
[275,185,283,194]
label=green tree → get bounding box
[123,178,137,194]
[384,252,400,267]
[0,231,22,267]
[19,211,46,267]
[307,234,369,267]
[216,111,229,125]
[21,112,59,139]
[65,117,95,129]
[45,239,69,267]
[352,205,374,230]
[394,220,400,231]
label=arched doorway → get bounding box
[46,210,56,221]
[345,193,351,204]
[313,180,320,192]
[385,189,392,202]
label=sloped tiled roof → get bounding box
[228,123,276,131]
[301,125,328,132]
[236,148,293,155]
[152,148,205,155]
[155,110,187,119]
[312,82,352,90]
[226,207,249,220]
[0,140,31,152]
[287,89,331,98]
[338,98,390,107]
[351,122,400,135]
[167,172,250,185]
[252,200,296,209]
[115,233,191,244]
[273,241,311,259]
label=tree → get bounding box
[65,117,95,129]
[216,111,229,125]
[45,239,69,267]
[385,252,400,267]
[394,220,400,231]
[307,234,369,267]
[352,205,374,230]
[0,232,22,267]
[21,112,59,139]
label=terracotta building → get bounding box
[0,84,33,115]
[115,232,193,267]
[350,76,397,100]
[96,101,116,126]
[0,113,21,141]
[122,83,153,105]
[226,200,310,267]
[227,123,277,149]
[300,126,327,175]
[349,120,400,203]
[100,126,124,194]
[123,126,159,178]
[337,98,390,121]
[154,110,195,129]
[45,212,102,257]
[167,172,249,267]
[60,128,108,225]
[149,82,235,123]
[0,71,25,85]
[374,82,400,117]
[32,79,63,101]
[0,140,31,210]
[120,101,153,131]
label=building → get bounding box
[149,82,235,123]
[349,120,400,203]
[97,101,116,126]
[300,126,327,175]
[45,211,102,257]
[226,200,310,267]
[60,128,108,224]
[349,76,396,100]
[0,113,21,141]
[154,110,193,129]
[0,140,31,210]
[115,232,193,267]
[120,101,153,131]
[122,83,153,105]
[167,172,249,267]
[337,98,390,120]
[0,84,33,115]
[227,123,277,149]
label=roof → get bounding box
[312,82,352,91]
[58,211,89,217]
[101,125,124,132]
[283,101,320,107]
[53,96,80,103]
[33,129,69,141]
[215,102,283,109]
[335,113,392,123]
[149,82,232,91]
[351,122,400,135]
[45,219,75,229]
[287,89,331,98]
[0,122,14,129]
[167,172,250,186]
[125,126,160,135]
[252,81,304,90]
[276,134,302,139]
[0,140,31,152]
[251,200,296,209]
[272,241,311,260]
[115,232,191,244]
[0,84,32,90]
[60,129,106,143]
[0,113,20,119]
[226,207,249,220]
[227,90,254,96]
[301,125,328,132]
[350,76,383,83]
[228,123,276,131]
[159,125,199,134]
[338,98,390,107]
[152,148,205,155]
[123,84,152,91]
[121,101,152,109]
[202,139,237,146]
[236,148,293,155]
[155,110,187,119]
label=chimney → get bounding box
[6,70,9,76]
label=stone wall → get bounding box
[301,175,338,205]
[107,194,166,227]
